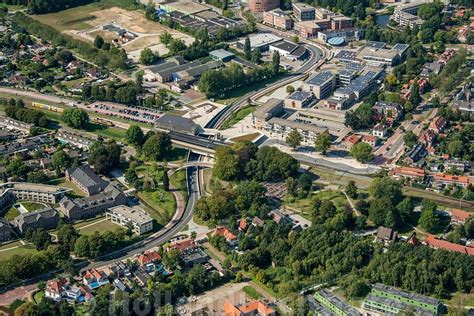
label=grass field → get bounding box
[3,207,20,221]
[47,178,86,197]
[286,190,347,218]
[243,286,262,300]
[221,105,257,129]
[138,189,176,225]
[33,291,45,304]
[0,243,38,259]
[229,132,261,143]
[76,218,123,235]
[32,4,103,32]
[18,202,45,212]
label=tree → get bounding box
[61,108,89,129]
[419,199,442,233]
[160,31,172,45]
[140,48,158,65]
[286,129,302,150]
[286,85,295,94]
[163,249,183,270]
[162,171,169,191]
[369,176,402,204]
[125,125,145,147]
[292,35,299,43]
[345,180,357,199]
[403,131,417,148]
[251,47,262,64]
[448,140,463,158]
[6,158,29,179]
[94,35,104,49]
[214,146,240,181]
[88,141,121,174]
[244,37,251,60]
[315,131,331,154]
[409,82,421,106]
[272,50,280,75]
[142,132,172,161]
[52,150,70,171]
[350,142,373,163]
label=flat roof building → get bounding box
[284,91,313,109]
[106,205,153,235]
[263,8,292,30]
[293,3,315,21]
[248,0,279,13]
[253,98,284,130]
[303,71,336,99]
[209,49,235,62]
[314,289,362,316]
[237,34,282,52]
[155,114,203,135]
[364,283,445,315]
[358,46,401,66]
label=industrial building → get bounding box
[269,40,307,60]
[358,45,402,66]
[106,205,154,235]
[155,114,203,135]
[209,49,235,62]
[237,33,282,52]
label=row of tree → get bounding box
[3,98,49,127]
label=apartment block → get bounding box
[292,3,315,21]
[263,9,292,30]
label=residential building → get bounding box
[450,209,471,225]
[56,129,97,151]
[303,71,336,99]
[83,269,109,290]
[432,173,470,189]
[167,238,195,253]
[0,182,70,210]
[339,134,362,151]
[182,247,209,266]
[404,143,427,165]
[45,278,68,301]
[155,114,203,136]
[391,8,424,28]
[0,116,33,133]
[209,49,235,62]
[428,116,447,134]
[372,123,388,138]
[263,9,292,30]
[425,235,474,256]
[314,289,362,316]
[13,207,60,234]
[137,251,162,266]
[363,283,445,315]
[59,184,127,221]
[284,91,313,109]
[389,166,425,181]
[0,218,12,241]
[266,117,328,145]
[248,0,279,13]
[65,165,109,197]
[106,205,154,235]
[375,226,398,245]
[224,300,275,315]
[293,3,315,21]
[212,227,237,246]
[362,135,378,147]
[373,101,403,125]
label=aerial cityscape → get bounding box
[0,0,472,315]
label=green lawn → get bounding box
[221,105,257,129]
[243,286,262,300]
[33,291,45,304]
[229,132,261,143]
[18,202,45,212]
[76,218,123,235]
[138,189,176,226]
[3,207,20,221]
[32,3,102,32]
[286,190,347,218]
[0,243,38,259]
[170,169,188,201]
[47,178,86,198]
[85,123,126,141]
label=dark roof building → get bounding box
[155,114,203,135]
[13,207,60,234]
[65,165,109,197]
[0,218,12,241]
[59,185,127,221]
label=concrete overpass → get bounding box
[169,131,228,156]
